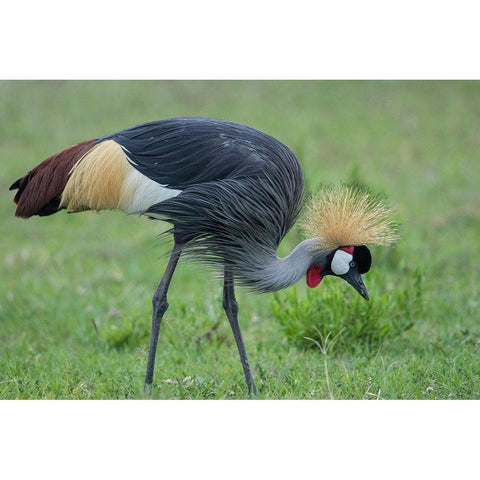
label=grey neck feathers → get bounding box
[242,238,327,293]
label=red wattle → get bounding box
[306,266,323,288]
[340,246,354,255]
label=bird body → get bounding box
[12,117,304,293]
[10,117,397,396]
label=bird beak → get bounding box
[341,268,369,301]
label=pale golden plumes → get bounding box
[61,140,134,212]
[300,185,399,251]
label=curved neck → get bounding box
[247,239,327,292]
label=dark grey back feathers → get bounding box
[103,117,270,189]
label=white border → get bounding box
[2,1,479,79]
[1,401,477,478]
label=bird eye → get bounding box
[349,260,356,268]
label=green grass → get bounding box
[1,80,479,399]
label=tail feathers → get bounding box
[10,139,97,218]
[9,178,22,191]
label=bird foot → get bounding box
[248,382,258,399]
[144,383,153,397]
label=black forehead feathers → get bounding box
[325,249,335,267]
[353,245,372,274]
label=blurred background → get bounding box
[1,81,479,399]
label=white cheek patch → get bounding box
[331,250,353,275]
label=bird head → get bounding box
[301,185,399,301]
[306,244,371,300]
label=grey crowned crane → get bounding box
[10,117,397,396]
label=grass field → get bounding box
[1,80,479,399]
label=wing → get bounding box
[101,117,270,189]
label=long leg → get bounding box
[144,242,183,393]
[223,267,258,397]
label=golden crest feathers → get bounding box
[300,184,399,251]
